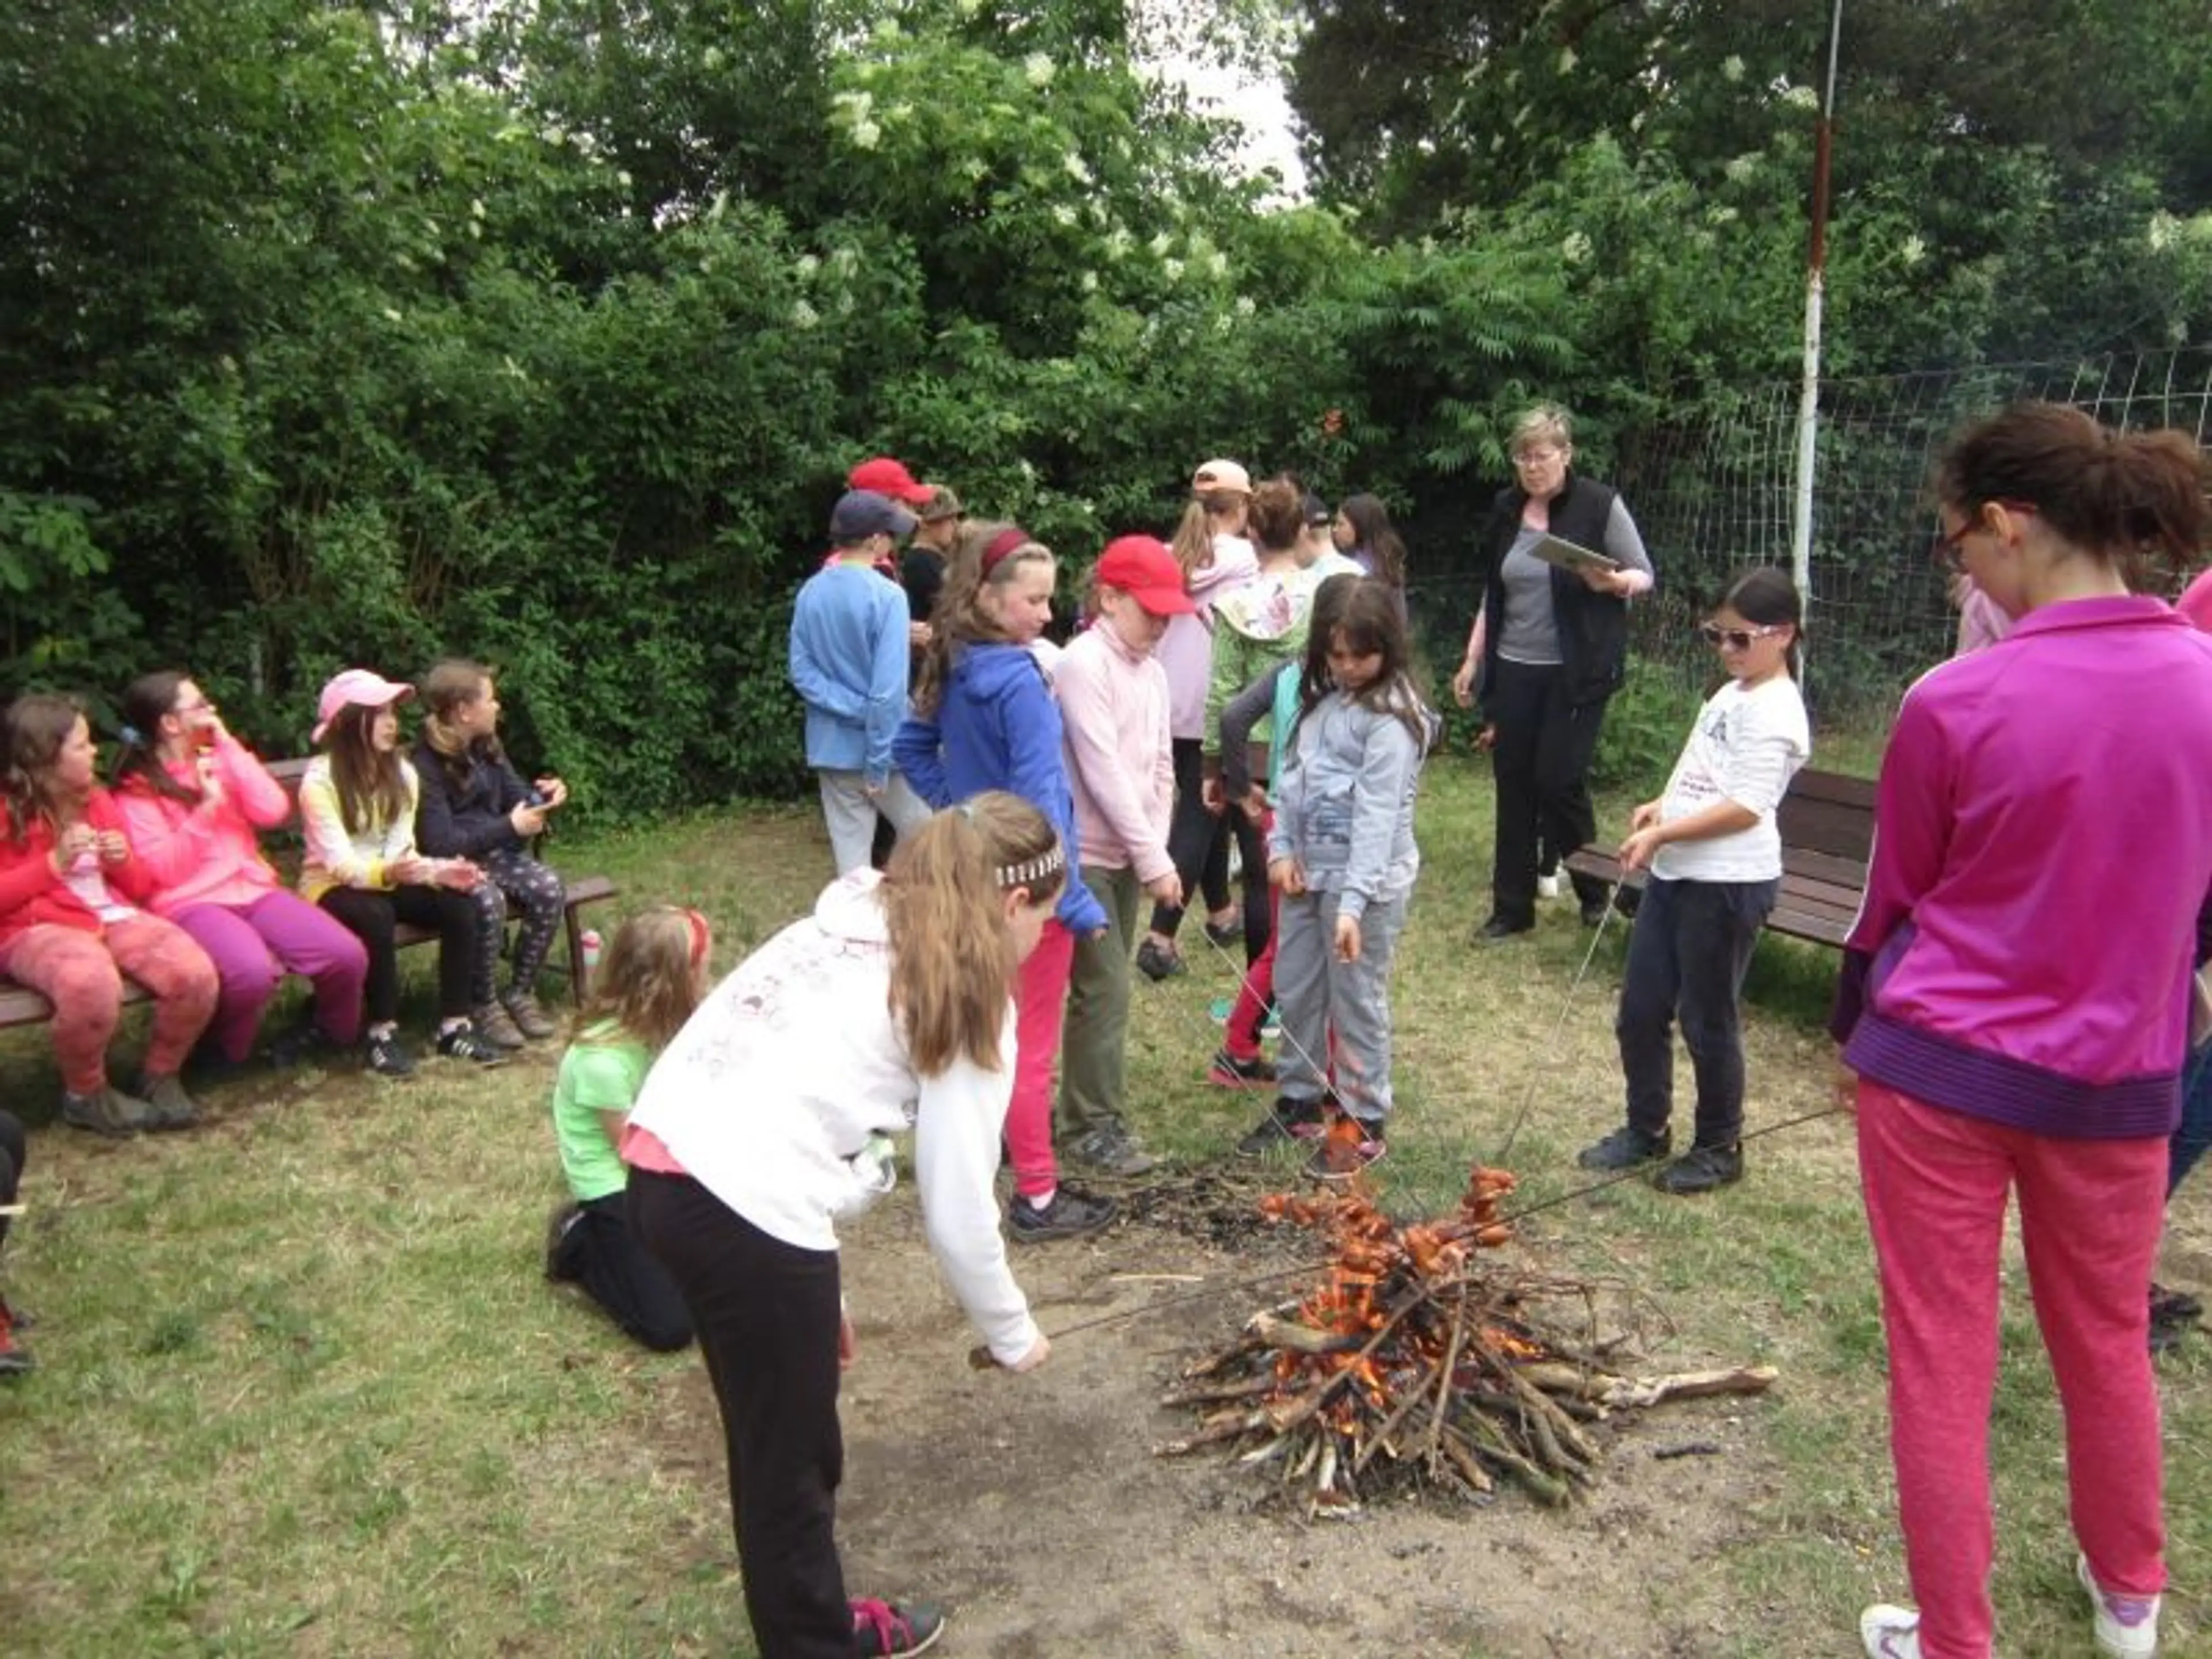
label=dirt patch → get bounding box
[647,1176,1789,1658]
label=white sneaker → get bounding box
[1859,1605,1923,1658]
[2079,1554,2161,1657]
[1536,872,1562,900]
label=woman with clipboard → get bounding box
[1452,405,1654,938]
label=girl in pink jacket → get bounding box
[113,671,368,1069]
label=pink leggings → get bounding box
[0,918,220,1095]
[1007,919,1073,1199]
[1857,1080,2165,1658]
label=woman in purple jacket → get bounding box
[1842,403,2212,1659]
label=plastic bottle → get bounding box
[580,928,604,975]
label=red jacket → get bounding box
[0,788,158,946]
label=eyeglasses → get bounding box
[1511,448,1565,468]
[1930,499,2038,574]
[1698,623,1783,652]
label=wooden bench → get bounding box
[1563,766,1874,949]
[0,757,619,1032]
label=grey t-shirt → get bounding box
[1495,498,1653,665]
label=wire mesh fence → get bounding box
[1402,347,2212,726]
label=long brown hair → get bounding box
[1934,401,2211,584]
[1292,578,1434,753]
[573,904,711,1049]
[2,693,88,843]
[911,519,1055,718]
[418,658,506,783]
[1336,494,1408,589]
[1169,490,1248,579]
[112,670,202,807]
[323,702,411,835]
[880,791,1063,1075]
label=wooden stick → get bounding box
[1425,1285,1471,1479]
[1247,1312,1361,1355]
[1353,1355,1443,1476]
[1154,1407,1271,1457]
[1160,1374,1278,1408]
[1599,1365,1778,1410]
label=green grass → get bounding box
[1,756,2206,1656]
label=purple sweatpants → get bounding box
[173,890,370,1060]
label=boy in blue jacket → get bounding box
[789,490,934,874]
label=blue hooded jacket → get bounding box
[893,642,1108,935]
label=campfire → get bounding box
[1156,1160,1776,1514]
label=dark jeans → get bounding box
[0,1109,23,1255]
[1616,875,1777,1149]
[1148,737,1234,940]
[318,884,480,1024]
[629,1169,850,1659]
[555,1191,693,1353]
[1487,658,1609,926]
[2172,1040,2212,1200]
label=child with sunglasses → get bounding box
[1576,567,1809,1195]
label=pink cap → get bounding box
[1191,458,1252,497]
[847,456,933,505]
[313,668,414,742]
[1095,535,1196,617]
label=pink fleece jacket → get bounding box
[1055,618,1175,881]
[1155,534,1259,740]
[113,737,295,915]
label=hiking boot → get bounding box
[1306,1113,1387,1182]
[60,1084,157,1138]
[1007,1185,1117,1244]
[470,1000,528,1051]
[2079,1554,2161,1657]
[1576,1124,1671,1171]
[438,1021,512,1066]
[851,1596,945,1658]
[1859,1605,1923,1658]
[1134,938,1186,982]
[364,1029,417,1078]
[501,987,560,1041]
[1065,1124,1157,1178]
[1202,912,1243,948]
[136,1073,201,1131]
[1209,1047,1278,1088]
[544,1200,584,1282]
[1477,914,1532,942]
[1235,1095,1327,1158]
[0,1296,31,1378]
[1653,1142,1743,1195]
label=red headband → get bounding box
[981,527,1033,573]
[681,907,712,970]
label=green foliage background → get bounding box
[5,0,2211,819]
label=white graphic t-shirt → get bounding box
[1650,675,1810,883]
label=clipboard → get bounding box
[1528,533,1620,575]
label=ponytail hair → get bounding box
[880,791,1065,1075]
[2,692,86,843]
[1934,402,2211,582]
[1721,566,1806,680]
[911,520,1055,718]
[419,658,504,783]
[574,904,711,1049]
[111,670,202,806]
[1247,479,1304,555]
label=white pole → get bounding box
[1793,0,1845,663]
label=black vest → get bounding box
[1474,474,1631,710]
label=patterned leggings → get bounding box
[0,918,219,1095]
[467,846,566,1002]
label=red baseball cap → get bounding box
[1094,535,1196,617]
[847,456,932,505]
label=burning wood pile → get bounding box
[1156,1160,1776,1514]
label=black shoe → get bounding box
[1134,938,1187,982]
[436,1021,512,1067]
[2150,1282,2203,1327]
[1653,1143,1743,1195]
[851,1596,946,1658]
[1065,1124,1158,1177]
[1580,897,1612,927]
[270,1020,346,1070]
[364,1029,417,1078]
[1208,1047,1278,1088]
[1235,1095,1327,1157]
[1202,913,1243,949]
[544,1201,584,1282]
[1007,1185,1117,1244]
[1576,1124,1671,1171]
[1477,914,1532,942]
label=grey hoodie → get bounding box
[1266,680,1429,921]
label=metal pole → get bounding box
[1791,0,1844,653]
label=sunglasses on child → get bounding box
[1698,623,1783,651]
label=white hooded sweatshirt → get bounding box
[627,870,1040,1364]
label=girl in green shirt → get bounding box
[545,905,711,1350]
